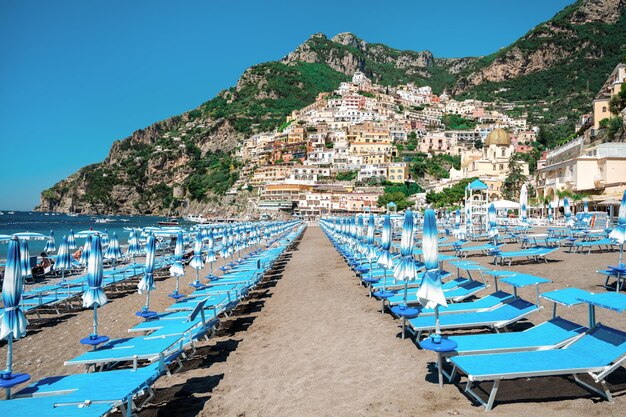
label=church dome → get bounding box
[485,128,511,146]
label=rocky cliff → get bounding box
[38,0,626,215]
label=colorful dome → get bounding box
[485,128,511,146]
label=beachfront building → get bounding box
[536,140,626,203]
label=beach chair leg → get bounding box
[572,374,614,403]
[486,380,500,411]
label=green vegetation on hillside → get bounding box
[200,62,348,135]
[441,114,477,130]
[185,150,240,200]
[426,177,477,208]
[408,153,461,180]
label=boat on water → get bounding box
[0,211,4,215]
[158,218,180,226]
[68,212,79,217]
[8,211,15,214]
[183,214,209,223]
[95,218,114,224]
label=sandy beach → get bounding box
[2,225,625,416]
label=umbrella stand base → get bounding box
[136,310,157,320]
[189,281,206,289]
[80,335,110,348]
[168,292,186,301]
[0,372,30,389]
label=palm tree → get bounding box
[556,189,573,218]
[571,193,585,214]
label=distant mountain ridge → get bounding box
[38,0,626,215]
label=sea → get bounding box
[0,211,189,255]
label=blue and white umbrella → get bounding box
[548,203,553,223]
[0,237,28,395]
[416,209,448,326]
[169,231,185,295]
[104,232,123,269]
[584,201,589,213]
[520,184,528,227]
[55,235,72,282]
[190,233,204,287]
[44,230,56,253]
[137,235,156,313]
[487,203,499,244]
[206,230,217,279]
[394,210,420,309]
[82,235,108,338]
[609,190,626,266]
[101,229,109,247]
[365,214,378,262]
[18,239,30,284]
[564,198,573,227]
[377,214,393,269]
[126,230,142,261]
[79,236,92,266]
[67,229,76,250]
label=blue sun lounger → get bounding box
[370,270,453,291]
[455,243,502,258]
[408,275,549,337]
[411,291,514,316]
[14,362,165,417]
[493,246,558,266]
[387,279,487,306]
[450,291,626,411]
[451,324,626,411]
[65,335,184,372]
[0,396,112,417]
[574,238,618,254]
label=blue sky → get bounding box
[0,0,574,210]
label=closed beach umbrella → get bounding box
[79,236,92,266]
[366,214,377,262]
[18,239,30,283]
[488,203,499,244]
[169,231,185,295]
[376,214,394,298]
[564,198,573,227]
[137,235,156,314]
[104,232,122,269]
[206,231,217,279]
[101,229,109,247]
[394,210,420,309]
[82,236,107,338]
[55,235,72,282]
[416,209,448,332]
[584,201,589,213]
[520,184,528,226]
[190,233,204,286]
[609,190,626,266]
[0,237,29,397]
[548,203,553,223]
[44,230,56,253]
[68,229,76,250]
[127,230,142,261]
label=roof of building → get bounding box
[484,127,511,146]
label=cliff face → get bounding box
[454,0,626,94]
[38,0,626,215]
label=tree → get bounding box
[377,191,412,211]
[474,139,483,149]
[501,155,527,200]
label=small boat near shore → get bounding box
[183,214,208,223]
[158,218,180,226]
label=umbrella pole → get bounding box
[403,281,408,307]
[93,305,98,336]
[145,291,151,310]
[381,268,387,315]
[5,334,12,399]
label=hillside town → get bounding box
[229,64,625,219]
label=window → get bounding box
[501,148,506,157]
[493,165,496,171]
[602,106,607,113]
[500,164,504,170]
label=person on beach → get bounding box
[72,248,83,261]
[33,252,53,276]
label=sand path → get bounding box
[199,225,454,416]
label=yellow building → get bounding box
[387,162,408,183]
[592,63,625,129]
[349,142,393,165]
[450,128,529,199]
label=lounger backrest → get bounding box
[189,298,208,322]
[566,324,626,364]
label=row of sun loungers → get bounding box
[1,224,306,417]
[322,224,626,412]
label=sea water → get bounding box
[0,211,187,255]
